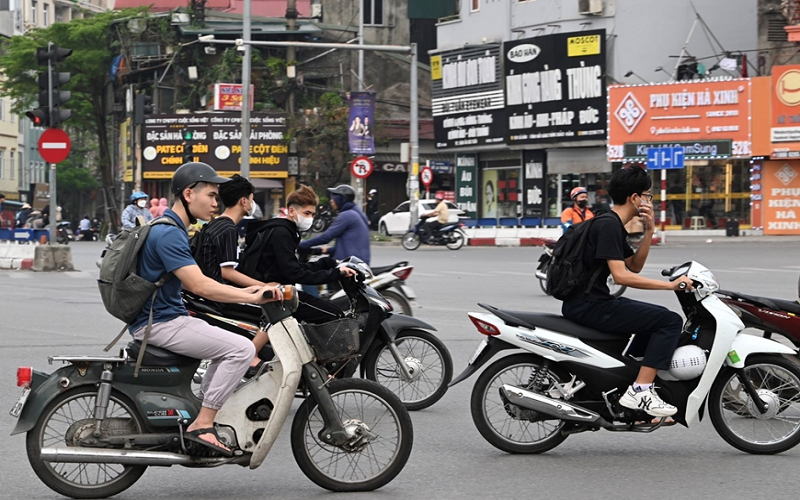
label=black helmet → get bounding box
[171,162,230,196]
[327,184,356,202]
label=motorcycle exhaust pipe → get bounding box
[500,385,607,426]
[39,447,226,466]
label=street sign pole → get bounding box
[660,168,667,244]
[46,41,57,245]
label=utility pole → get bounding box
[240,0,252,179]
[287,0,298,115]
[408,43,419,229]
[354,0,366,209]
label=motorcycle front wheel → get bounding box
[26,387,147,499]
[401,232,420,251]
[311,217,328,233]
[446,230,465,250]
[363,329,452,410]
[709,355,800,454]
[291,378,413,491]
[471,354,570,454]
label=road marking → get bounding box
[65,271,93,278]
[737,267,790,273]
[413,272,445,277]
[495,271,539,277]
[3,272,30,278]
[442,271,493,277]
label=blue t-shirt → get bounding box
[128,209,197,333]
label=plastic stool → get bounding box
[690,216,705,230]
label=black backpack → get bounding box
[237,224,275,281]
[546,214,612,300]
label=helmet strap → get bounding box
[179,193,197,225]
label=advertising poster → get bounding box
[348,92,376,155]
[213,83,254,111]
[482,169,498,219]
[770,65,800,158]
[455,154,477,218]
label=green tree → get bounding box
[0,9,145,228]
[289,92,351,191]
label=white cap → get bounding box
[369,189,377,195]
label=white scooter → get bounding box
[451,261,800,455]
[12,287,413,498]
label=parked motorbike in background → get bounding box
[311,204,334,233]
[401,215,465,251]
[11,286,414,498]
[452,261,800,455]
[187,258,453,411]
[327,261,416,316]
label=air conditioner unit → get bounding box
[171,13,190,25]
[310,4,322,18]
[578,0,603,15]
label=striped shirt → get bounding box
[197,216,240,284]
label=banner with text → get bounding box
[141,113,288,179]
[522,150,546,218]
[348,92,376,155]
[762,160,800,235]
[455,154,478,218]
[432,44,506,149]
[503,29,606,145]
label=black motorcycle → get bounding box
[311,204,334,233]
[401,215,465,251]
[184,258,453,411]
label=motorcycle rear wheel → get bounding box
[709,355,800,454]
[26,387,147,499]
[363,329,452,410]
[471,354,570,454]
[291,378,413,491]
[401,232,420,251]
[446,231,464,250]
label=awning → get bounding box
[251,179,284,191]
[546,148,610,174]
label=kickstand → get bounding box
[177,418,189,454]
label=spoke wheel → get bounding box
[26,387,147,499]
[363,329,452,410]
[291,378,413,491]
[471,354,570,454]
[446,231,464,250]
[709,355,800,454]
[401,232,420,251]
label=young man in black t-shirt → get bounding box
[197,175,271,375]
[561,165,694,418]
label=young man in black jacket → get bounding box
[561,165,694,418]
[242,185,356,323]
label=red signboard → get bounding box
[213,83,254,111]
[420,167,433,187]
[37,128,71,164]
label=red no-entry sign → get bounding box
[38,128,72,164]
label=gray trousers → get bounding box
[132,315,255,410]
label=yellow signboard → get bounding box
[144,170,289,180]
[430,55,442,81]
[567,34,601,57]
[123,168,133,182]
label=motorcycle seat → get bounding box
[126,341,198,366]
[371,261,409,275]
[479,303,630,340]
[719,290,800,316]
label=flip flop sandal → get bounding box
[184,427,233,457]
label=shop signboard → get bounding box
[212,83,254,111]
[762,161,800,235]
[770,65,800,158]
[607,79,752,161]
[141,113,288,179]
[522,150,546,218]
[432,44,506,149]
[455,154,478,218]
[504,30,607,145]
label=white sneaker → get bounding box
[618,385,677,417]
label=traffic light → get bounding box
[134,94,153,124]
[26,44,72,128]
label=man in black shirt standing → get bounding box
[561,165,694,418]
[197,175,271,374]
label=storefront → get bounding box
[366,154,455,215]
[608,79,754,228]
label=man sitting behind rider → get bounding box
[421,193,449,240]
[130,162,281,455]
[242,185,357,324]
[560,165,693,418]
[195,174,274,376]
[561,187,594,226]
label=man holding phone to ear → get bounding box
[561,165,694,418]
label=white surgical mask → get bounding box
[137,200,147,209]
[246,201,256,217]
[295,213,313,232]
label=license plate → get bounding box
[468,339,489,365]
[400,285,417,300]
[9,387,31,418]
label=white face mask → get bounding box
[137,200,147,209]
[295,212,313,232]
[246,200,256,217]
